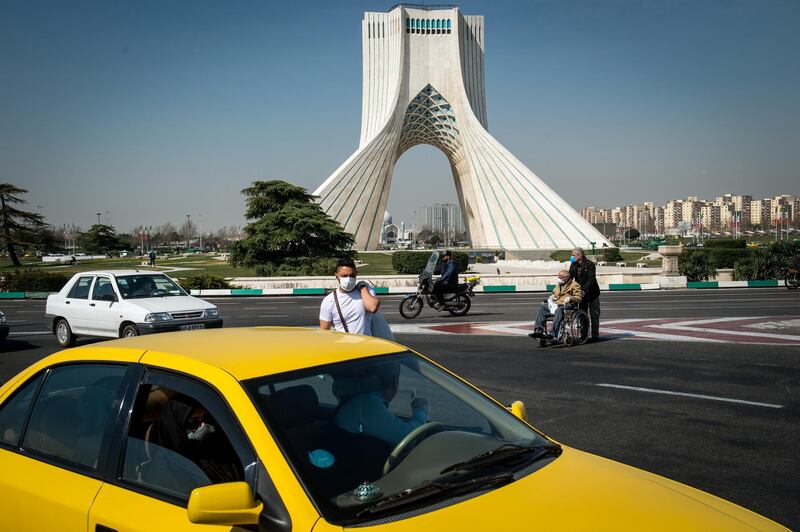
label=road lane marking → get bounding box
[649,324,800,341]
[257,314,289,318]
[595,383,783,409]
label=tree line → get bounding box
[1,180,358,276]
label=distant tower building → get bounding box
[313,5,610,250]
[417,203,465,234]
[380,211,398,245]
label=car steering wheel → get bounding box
[383,422,444,475]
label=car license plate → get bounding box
[179,324,205,331]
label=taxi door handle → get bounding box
[90,303,96,307]
[65,301,70,304]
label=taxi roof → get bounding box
[64,327,406,381]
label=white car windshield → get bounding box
[244,352,557,525]
[116,275,186,299]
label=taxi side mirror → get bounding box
[509,400,528,423]
[187,482,263,526]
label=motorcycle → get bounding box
[784,267,800,290]
[399,251,481,319]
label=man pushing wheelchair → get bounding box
[529,270,584,345]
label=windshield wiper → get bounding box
[439,443,562,475]
[357,471,514,518]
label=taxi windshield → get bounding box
[244,352,553,525]
[116,274,186,299]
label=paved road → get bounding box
[1,288,799,527]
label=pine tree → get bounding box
[229,180,355,275]
[0,184,46,266]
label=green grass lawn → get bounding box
[0,253,400,279]
[0,255,260,279]
[356,252,396,275]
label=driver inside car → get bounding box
[334,362,429,446]
[131,277,157,298]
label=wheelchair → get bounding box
[537,303,591,347]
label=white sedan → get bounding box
[45,270,222,347]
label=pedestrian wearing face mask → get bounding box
[529,270,582,342]
[569,247,601,342]
[319,257,380,335]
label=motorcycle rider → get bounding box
[433,250,459,308]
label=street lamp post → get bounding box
[186,214,191,250]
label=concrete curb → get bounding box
[188,283,666,297]
[686,280,781,289]
[0,280,784,300]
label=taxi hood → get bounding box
[337,446,785,531]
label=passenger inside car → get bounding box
[123,386,243,498]
[333,361,429,446]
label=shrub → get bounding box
[679,250,718,281]
[732,248,787,281]
[703,248,752,268]
[703,239,746,249]
[391,251,468,275]
[602,247,624,263]
[247,257,340,277]
[178,275,235,290]
[768,241,799,266]
[3,269,71,292]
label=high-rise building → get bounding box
[750,199,769,227]
[700,204,721,229]
[581,193,796,234]
[417,203,465,235]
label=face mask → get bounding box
[569,256,577,263]
[338,276,357,292]
[187,422,215,442]
[557,278,566,285]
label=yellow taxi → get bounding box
[0,328,787,531]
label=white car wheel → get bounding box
[55,319,76,347]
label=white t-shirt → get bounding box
[319,287,375,335]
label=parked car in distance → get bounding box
[0,328,788,531]
[45,270,221,347]
[0,311,9,342]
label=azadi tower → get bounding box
[314,5,611,251]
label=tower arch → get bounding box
[314,6,610,251]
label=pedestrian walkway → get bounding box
[389,316,800,345]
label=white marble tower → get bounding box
[314,5,611,251]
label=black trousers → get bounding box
[580,297,601,338]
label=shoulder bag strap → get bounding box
[332,290,349,333]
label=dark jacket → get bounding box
[569,258,599,302]
[439,260,459,287]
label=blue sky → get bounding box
[2,0,798,232]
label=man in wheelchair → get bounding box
[529,270,582,343]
